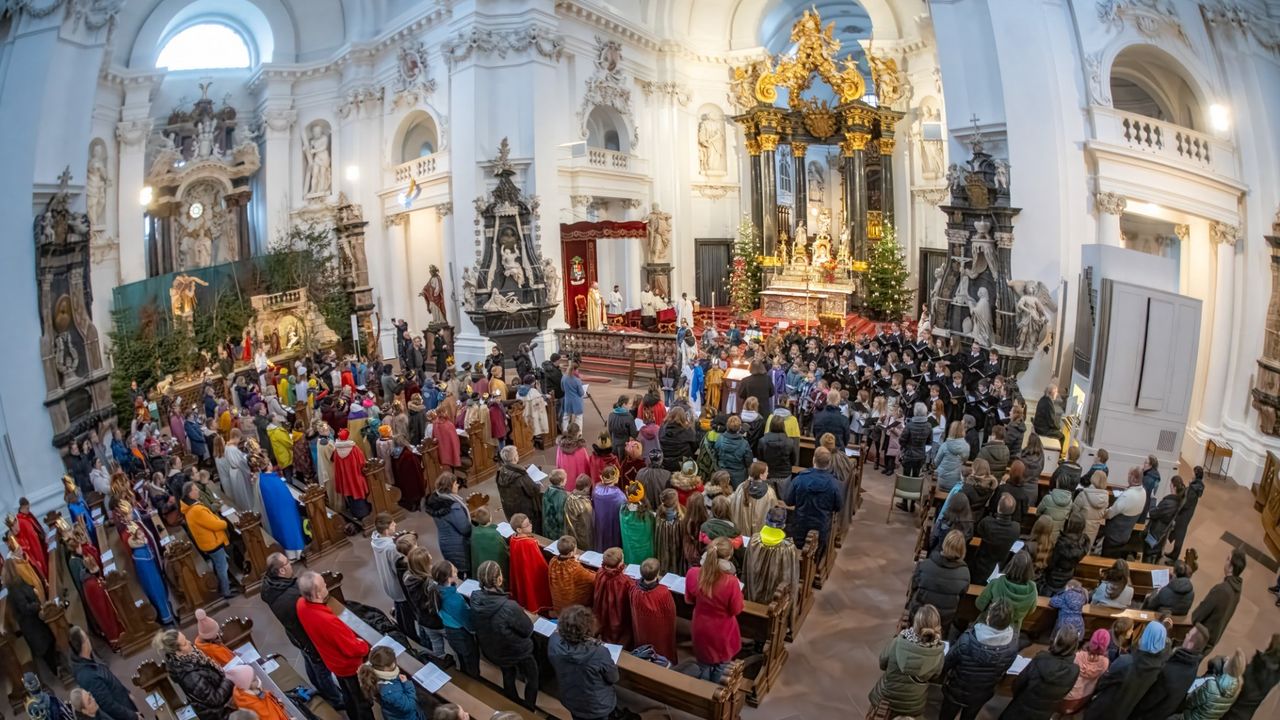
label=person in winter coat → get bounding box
[258,555,346,708]
[898,403,933,477]
[542,469,570,540]
[739,397,765,449]
[939,596,1020,720]
[356,646,424,720]
[1143,559,1196,615]
[1137,455,1161,524]
[658,408,699,472]
[606,397,637,461]
[547,605,619,720]
[989,460,1033,525]
[1168,465,1206,563]
[933,422,971,491]
[811,391,850,449]
[1074,471,1111,550]
[1131,623,1208,720]
[1000,626,1081,720]
[69,626,139,720]
[1040,514,1091,596]
[756,416,798,482]
[728,463,777,538]
[1005,404,1027,455]
[976,551,1039,635]
[684,538,744,682]
[908,530,971,631]
[561,362,586,432]
[1084,620,1168,720]
[1037,473,1076,542]
[1019,433,1046,486]
[295,572,374,720]
[929,493,975,554]
[1050,445,1084,493]
[1143,474,1185,562]
[1223,633,1280,719]
[180,482,233,599]
[713,416,754,487]
[1050,581,1090,637]
[784,448,843,561]
[151,630,235,720]
[868,604,945,717]
[971,493,1021,585]
[735,361,774,414]
[424,472,472,577]
[976,425,1011,478]
[470,561,539,708]
[1182,649,1246,720]
[496,446,542,534]
[1061,628,1112,716]
[961,461,998,525]
[1193,549,1246,656]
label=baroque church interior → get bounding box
[2,0,1280,719]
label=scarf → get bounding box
[373,667,399,681]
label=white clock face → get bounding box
[189,202,204,219]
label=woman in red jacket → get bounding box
[684,536,744,682]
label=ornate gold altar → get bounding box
[731,8,905,275]
[759,209,858,322]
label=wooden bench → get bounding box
[954,584,1193,642]
[1075,555,1169,601]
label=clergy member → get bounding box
[506,513,552,613]
[586,281,607,331]
[592,547,634,647]
[607,285,624,315]
[675,292,694,329]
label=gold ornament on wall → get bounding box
[795,97,838,139]
[735,8,866,111]
[867,51,905,108]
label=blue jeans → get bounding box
[303,651,346,709]
[693,661,732,683]
[208,546,230,597]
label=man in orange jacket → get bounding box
[295,571,373,720]
[180,481,234,598]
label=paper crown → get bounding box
[625,481,645,504]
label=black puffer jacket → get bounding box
[1142,575,1195,616]
[403,573,444,631]
[909,550,970,628]
[757,431,797,479]
[1084,648,1168,720]
[260,572,320,658]
[971,514,1020,584]
[1131,647,1203,720]
[811,406,849,449]
[164,652,234,720]
[469,588,534,666]
[1223,646,1280,719]
[658,423,698,472]
[940,624,1019,708]
[1000,649,1080,720]
[1039,531,1090,595]
[898,417,932,465]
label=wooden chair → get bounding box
[886,473,925,524]
[573,295,587,327]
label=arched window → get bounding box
[1108,45,1203,130]
[157,23,251,70]
[586,106,629,154]
[779,157,792,194]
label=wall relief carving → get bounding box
[578,37,637,148]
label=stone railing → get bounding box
[555,328,676,362]
[1091,106,1236,179]
[561,146,647,175]
[391,150,451,184]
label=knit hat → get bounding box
[225,664,255,691]
[1087,628,1110,655]
[338,429,350,441]
[195,608,220,640]
[378,424,392,438]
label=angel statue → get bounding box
[963,287,993,348]
[542,257,562,305]
[461,267,477,311]
[1009,279,1058,353]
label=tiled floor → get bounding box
[94,377,1280,720]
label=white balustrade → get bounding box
[1091,106,1235,178]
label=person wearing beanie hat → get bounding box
[1060,628,1112,715]
[591,466,626,552]
[619,482,655,565]
[745,506,799,626]
[192,609,235,666]
[225,665,289,720]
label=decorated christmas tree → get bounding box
[864,222,912,320]
[728,214,762,314]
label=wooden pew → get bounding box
[293,483,351,562]
[466,421,495,482]
[954,584,1193,642]
[132,659,182,720]
[509,399,534,458]
[162,536,228,622]
[744,584,790,707]
[1075,555,1169,601]
[792,530,819,636]
[0,630,26,712]
[362,458,406,526]
[104,568,158,654]
[323,596,504,720]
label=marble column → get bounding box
[792,142,808,232]
[1094,191,1126,246]
[842,131,870,259]
[759,133,779,257]
[115,117,152,283]
[1198,221,1239,434]
[746,138,763,237]
[879,136,896,229]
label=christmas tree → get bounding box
[864,222,912,320]
[728,214,762,314]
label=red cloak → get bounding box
[488,403,508,440]
[589,451,619,487]
[82,573,124,647]
[629,582,678,662]
[15,511,49,580]
[433,418,461,467]
[331,440,369,499]
[592,565,634,647]
[391,448,425,510]
[507,535,552,614]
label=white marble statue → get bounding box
[697,113,726,175]
[792,223,809,264]
[196,120,217,158]
[501,245,528,288]
[993,159,1010,190]
[86,140,109,231]
[461,267,477,310]
[542,257,561,305]
[1010,279,1057,353]
[964,286,993,348]
[644,203,672,264]
[303,123,332,197]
